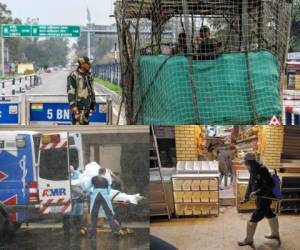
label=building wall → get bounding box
[175,125,201,161]
[258,126,284,169]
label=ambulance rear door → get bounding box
[37,133,72,215]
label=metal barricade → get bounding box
[285,106,300,125]
[0,95,22,125]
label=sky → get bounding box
[1,0,115,26]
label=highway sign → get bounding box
[29,103,107,124]
[2,24,80,37]
[2,25,31,37]
[31,25,80,37]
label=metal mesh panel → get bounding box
[115,0,293,124]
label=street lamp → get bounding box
[87,8,92,59]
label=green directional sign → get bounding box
[2,24,80,37]
[2,24,32,37]
[31,25,80,37]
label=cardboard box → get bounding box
[183,192,193,203]
[174,192,184,203]
[173,179,183,191]
[182,180,192,191]
[209,179,218,190]
[191,180,201,190]
[210,205,219,215]
[200,180,209,190]
[193,205,202,215]
[175,204,185,215]
[185,205,193,215]
[192,191,201,203]
[200,191,209,203]
[209,191,218,203]
[201,206,210,215]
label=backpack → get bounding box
[272,170,282,199]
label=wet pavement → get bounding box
[151,206,300,250]
[0,225,149,250]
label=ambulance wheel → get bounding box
[11,222,22,231]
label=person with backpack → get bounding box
[238,153,281,246]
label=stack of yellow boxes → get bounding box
[172,177,219,217]
[175,125,203,161]
[258,126,284,169]
[295,75,300,90]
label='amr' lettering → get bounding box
[42,188,67,197]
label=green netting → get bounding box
[134,50,281,125]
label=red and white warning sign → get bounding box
[40,198,72,214]
[40,140,68,151]
[269,116,281,125]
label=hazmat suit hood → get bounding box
[79,161,112,186]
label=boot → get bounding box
[238,221,257,246]
[265,217,281,243]
[88,225,96,240]
[74,216,82,238]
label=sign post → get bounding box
[1,37,4,78]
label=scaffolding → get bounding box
[115,0,293,124]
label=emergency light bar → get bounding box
[41,134,61,144]
[16,135,26,148]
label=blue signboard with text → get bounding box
[29,103,107,124]
[0,103,19,124]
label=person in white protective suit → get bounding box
[72,162,144,205]
[71,162,144,238]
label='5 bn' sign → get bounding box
[47,109,69,120]
[30,103,107,124]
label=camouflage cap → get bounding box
[78,56,94,65]
[243,153,257,162]
[200,25,210,34]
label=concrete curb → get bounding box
[94,81,122,105]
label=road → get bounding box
[0,223,149,250]
[1,70,125,125]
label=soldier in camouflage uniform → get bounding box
[195,26,223,60]
[67,56,96,125]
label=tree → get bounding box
[0,3,24,64]
[290,0,300,52]
[25,38,69,67]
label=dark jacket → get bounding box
[245,162,274,200]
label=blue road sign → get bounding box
[0,103,19,124]
[29,103,107,124]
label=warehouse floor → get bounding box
[151,207,300,250]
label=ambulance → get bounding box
[0,131,83,236]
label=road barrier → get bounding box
[0,74,42,96]
[285,106,300,125]
[0,75,113,125]
[0,95,22,125]
[93,63,121,86]
[25,94,112,125]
